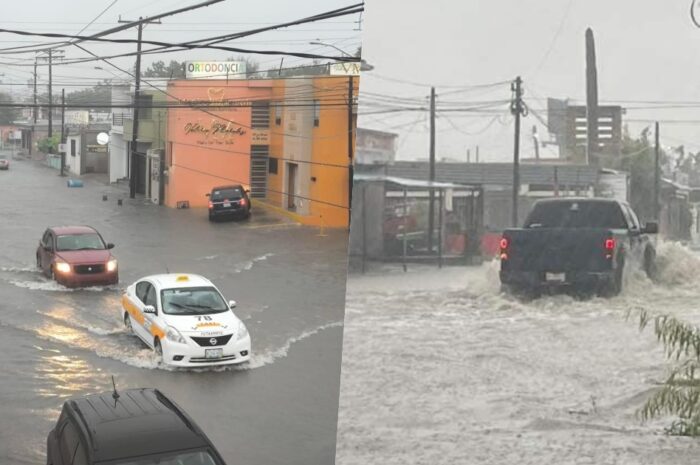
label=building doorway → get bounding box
[287,162,298,211]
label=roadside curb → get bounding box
[253,199,307,224]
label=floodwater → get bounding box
[0,158,348,465]
[336,241,700,464]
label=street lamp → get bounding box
[309,41,374,71]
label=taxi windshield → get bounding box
[161,286,229,315]
[56,233,105,251]
[109,449,220,465]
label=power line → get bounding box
[528,0,575,78]
[171,162,348,210]
[0,27,360,62]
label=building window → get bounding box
[313,100,320,127]
[70,139,76,157]
[274,103,282,126]
[136,93,153,120]
[268,157,278,174]
[252,101,271,129]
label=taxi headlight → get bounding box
[106,258,118,272]
[237,321,249,340]
[166,326,186,344]
[55,261,71,273]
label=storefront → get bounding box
[165,80,273,208]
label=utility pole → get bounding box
[467,148,470,164]
[427,86,436,252]
[36,49,64,144]
[585,28,599,167]
[532,125,540,160]
[511,76,525,227]
[48,49,53,139]
[120,17,161,198]
[476,145,480,163]
[60,88,66,176]
[33,58,37,123]
[654,121,661,220]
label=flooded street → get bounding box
[0,158,348,465]
[336,247,700,464]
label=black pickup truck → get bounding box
[499,198,658,296]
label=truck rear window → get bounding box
[211,188,242,201]
[524,201,627,229]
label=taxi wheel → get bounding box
[124,313,133,333]
[154,338,163,359]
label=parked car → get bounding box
[46,387,227,465]
[206,185,251,221]
[499,198,658,297]
[36,226,118,288]
[121,273,251,367]
[0,154,9,170]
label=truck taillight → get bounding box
[604,238,615,259]
[499,237,509,260]
[208,201,213,209]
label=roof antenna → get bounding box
[165,263,170,274]
[111,375,120,404]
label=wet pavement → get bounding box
[0,157,349,465]
[336,250,700,465]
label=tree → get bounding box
[630,309,700,436]
[37,134,60,154]
[0,91,19,124]
[143,60,186,79]
[226,55,260,78]
[66,82,112,112]
[610,126,670,223]
[270,59,329,78]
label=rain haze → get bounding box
[0,0,362,92]
[0,1,361,464]
[336,2,700,464]
[358,0,700,161]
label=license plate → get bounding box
[205,348,223,359]
[223,201,231,208]
[546,272,565,282]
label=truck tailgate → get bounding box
[503,228,614,272]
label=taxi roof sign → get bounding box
[176,275,190,282]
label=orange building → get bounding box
[164,75,358,228]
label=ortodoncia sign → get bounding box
[185,61,247,80]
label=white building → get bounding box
[109,84,132,183]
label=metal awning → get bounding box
[354,173,472,189]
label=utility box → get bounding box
[146,149,164,205]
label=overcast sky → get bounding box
[4,1,700,163]
[359,0,700,162]
[0,0,361,95]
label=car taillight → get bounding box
[499,237,509,260]
[208,201,213,209]
[604,238,615,259]
[239,198,247,206]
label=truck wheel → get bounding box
[602,259,624,297]
[644,248,657,281]
[501,283,539,299]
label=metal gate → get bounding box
[250,145,269,198]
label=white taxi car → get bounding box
[121,274,251,367]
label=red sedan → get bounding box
[36,226,118,288]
